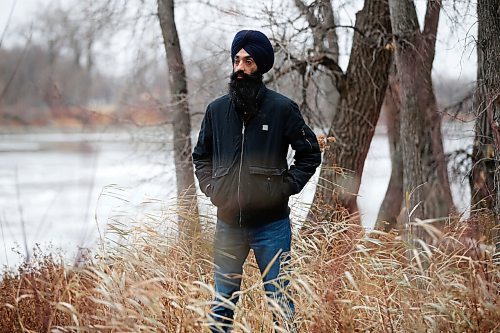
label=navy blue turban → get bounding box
[231,30,274,74]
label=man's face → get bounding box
[233,48,258,78]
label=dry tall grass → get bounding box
[1,209,499,332]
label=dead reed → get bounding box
[1,209,498,332]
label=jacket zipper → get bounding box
[237,122,246,227]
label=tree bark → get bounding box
[308,0,392,222]
[157,0,199,231]
[389,0,453,242]
[422,0,454,218]
[473,0,500,250]
[375,70,403,231]
[294,0,339,62]
[321,0,339,62]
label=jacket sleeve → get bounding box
[192,105,214,197]
[283,101,322,195]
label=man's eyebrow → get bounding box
[234,55,254,60]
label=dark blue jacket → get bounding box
[192,85,321,226]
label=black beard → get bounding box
[228,70,263,120]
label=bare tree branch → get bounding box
[422,0,442,62]
[0,0,17,49]
[293,0,319,28]
[319,0,339,62]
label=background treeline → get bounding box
[0,0,472,128]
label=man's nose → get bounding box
[235,62,244,72]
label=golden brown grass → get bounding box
[1,211,499,332]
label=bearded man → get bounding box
[192,30,321,332]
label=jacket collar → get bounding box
[255,83,267,106]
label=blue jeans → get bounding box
[210,217,295,332]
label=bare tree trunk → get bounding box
[388,0,453,242]
[292,0,341,128]
[308,0,392,222]
[293,0,339,62]
[157,0,199,232]
[86,38,93,75]
[375,70,403,231]
[473,0,500,251]
[321,0,339,62]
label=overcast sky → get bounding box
[0,0,478,82]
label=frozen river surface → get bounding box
[0,123,473,269]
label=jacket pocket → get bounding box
[248,166,287,208]
[210,166,230,206]
[248,166,285,176]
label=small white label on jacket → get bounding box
[262,124,268,131]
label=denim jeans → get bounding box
[210,217,295,332]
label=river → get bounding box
[0,122,473,270]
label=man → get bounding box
[192,30,321,332]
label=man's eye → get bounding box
[246,60,253,65]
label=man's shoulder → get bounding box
[263,88,295,108]
[208,94,230,110]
